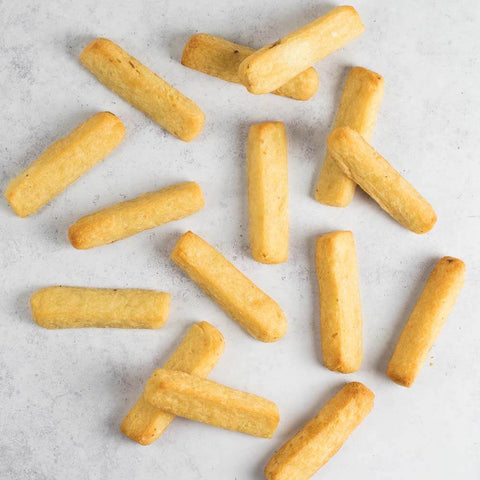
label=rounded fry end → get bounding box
[30,288,55,328]
[153,293,171,329]
[386,366,414,388]
[412,210,437,234]
[341,381,375,402]
[68,224,89,250]
[253,312,287,343]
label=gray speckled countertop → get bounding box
[1,1,479,479]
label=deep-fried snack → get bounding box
[316,231,363,373]
[4,112,125,217]
[121,321,224,445]
[387,257,465,387]
[31,286,170,329]
[327,127,437,234]
[315,67,384,206]
[144,369,279,438]
[238,6,364,94]
[248,122,289,263]
[181,33,319,100]
[171,231,287,342]
[265,382,374,480]
[69,182,204,249]
[80,38,205,141]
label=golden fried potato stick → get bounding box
[31,286,170,329]
[327,127,437,234]
[171,231,287,342]
[80,38,205,142]
[316,231,363,373]
[265,382,374,480]
[238,6,364,94]
[144,369,279,438]
[4,112,125,217]
[248,122,289,264]
[121,321,224,445]
[181,33,319,100]
[315,67,384,206]
[387,257,465,387]
[69,182,204,249]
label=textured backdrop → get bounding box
[1,0,479,478]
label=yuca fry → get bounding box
[181,33,319,100]
[144,369,279,438]
[327,127,437,234]
[80,38,205,142]
[248,122,289,264]
[265,382,374,480]
[69,182,204,249]
[315,67,384,206]
[121,321,224,445]
[31,286,170,329]
[316,231,363,373]
[4,112,125,217]
[238,6,364,94]
[171,231,287,342]
[387,257,465,387]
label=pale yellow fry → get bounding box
[238,6,364,94]
[181,33,319,100]
[144,369,279,438]
[4,112,125,217]
[80,38,205,142]
[120,321,225,445]
[248,122,289,264]
[327,127,437,234]
[387,257,465,387]
[316,231,363,373]
[31,287,170,329]
[315,67,384,206]
[69,182,204,249]
[265,382,374,480]
[171,231,287,342]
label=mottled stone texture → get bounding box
[0,1,479,479]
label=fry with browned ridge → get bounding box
[80,38,205,141]
[4,112,125,217]
[144,369,279,438]
[265,382,374,480]
[182,33,319,100]
[171,231,287,342]
[31,287,170,329]
[316,231,363,373]
[327,127,437,233]
[248,122,289,264]
[238,6,364,94]
[387,257,465,387]
[315,67,384,206]
[69,182,204,249]
[121,322,224,445]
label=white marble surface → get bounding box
[1,1,479,478]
